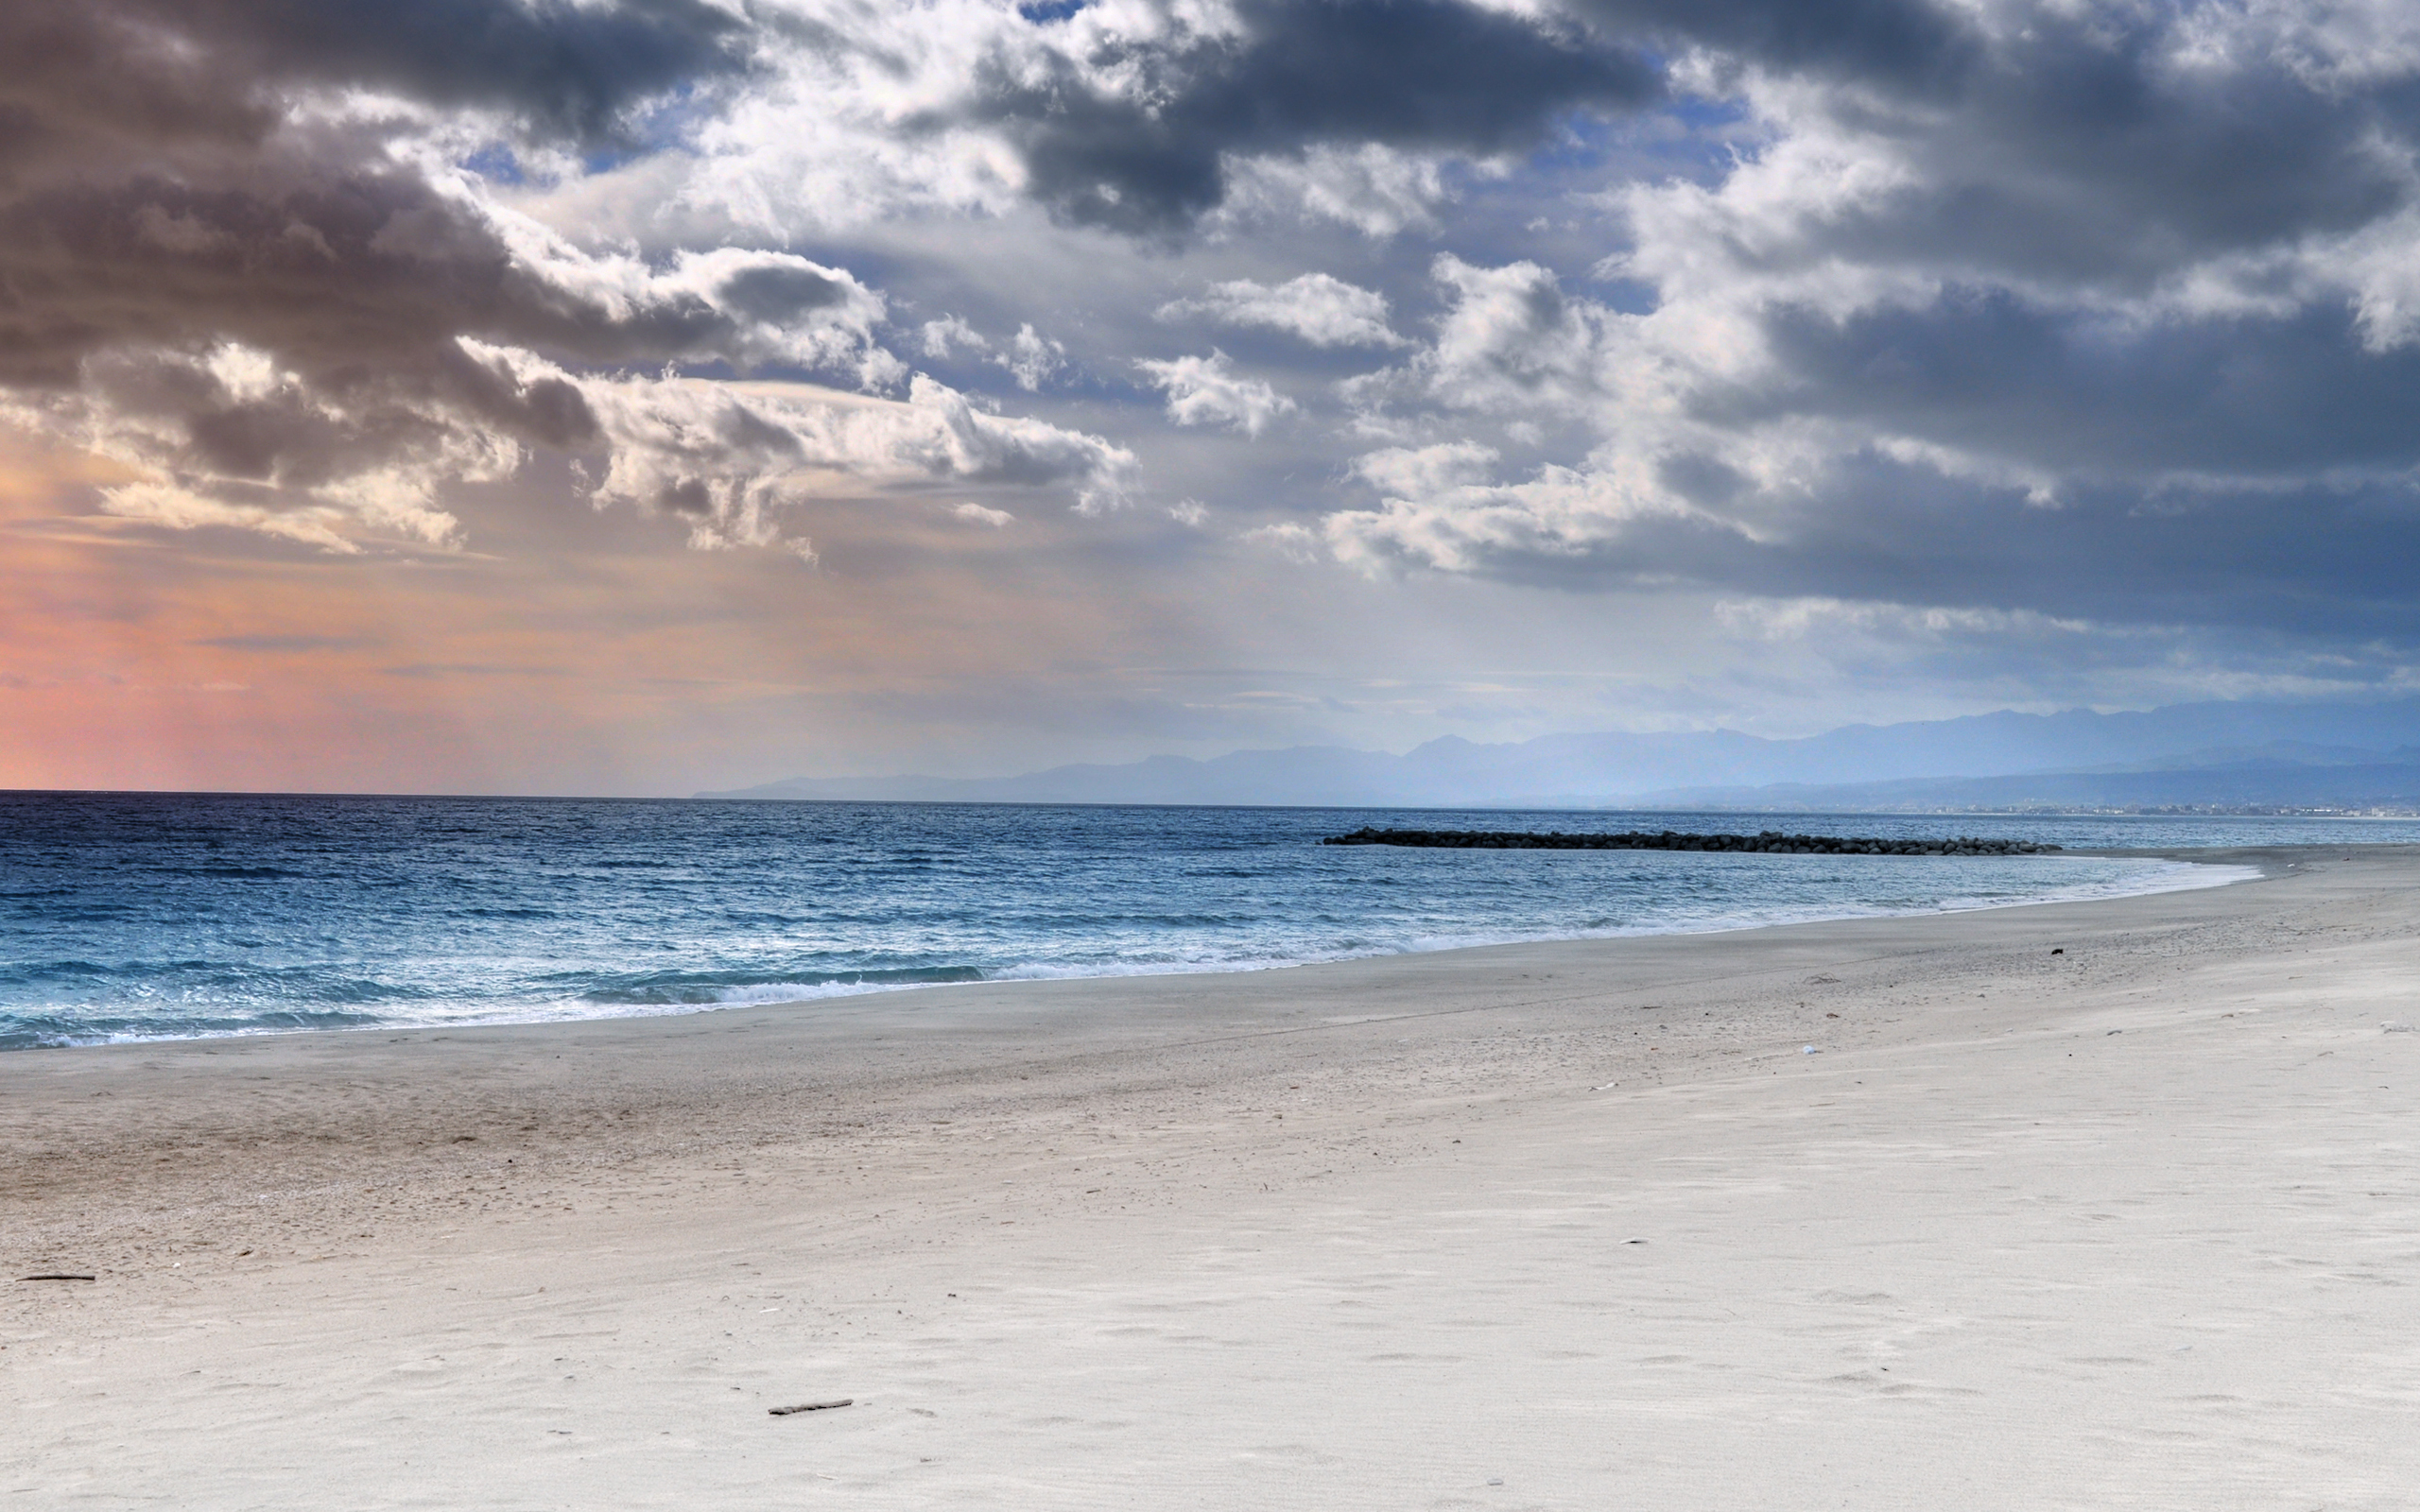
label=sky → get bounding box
[7,0,2420,795]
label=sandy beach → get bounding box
[7,844,2419,1508]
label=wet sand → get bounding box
[7,845,2419,1508]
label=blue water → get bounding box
[4,793,2411,1050]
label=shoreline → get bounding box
[4,844,2261,1054]
[8,842,2417,1507]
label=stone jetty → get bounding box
[1320,827,2061,855]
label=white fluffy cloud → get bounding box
[997,324,1068,391]
[921,316,989,360]
[1136,352,1298,436]
[556,365,1134,550]
[1158,273,1407,348]
[1214,144,1456,237]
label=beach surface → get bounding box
[6,845,2418,1508]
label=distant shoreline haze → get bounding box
[700,696,2420,813]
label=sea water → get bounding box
[5,792,2405,1049]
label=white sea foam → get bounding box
[361,855,2263,1036]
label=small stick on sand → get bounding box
[769,1399,854,1416]
[20,1274,96,1281]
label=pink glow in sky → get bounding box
[7,2,2419,794]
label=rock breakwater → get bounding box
[1320,827,2062,855]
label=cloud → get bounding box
[560,367,1136,548]
[0,166,903,548]
[1326,452,1720,578]
[920,315,989,359]
[1158,273,1407,348]
[1242,520,1323,563]
[1277,1,2420,662]
[1136,352,1296,437]
[1421,255,1628,416]
[1331,437,2420,644]
[0,169,886,389]
[206,0,752,139]
[95,479,369,554]
[18,0,2420,741]
[997,323,1066,390]
[0,1,1178,556]
[956,0,1660,233]
[1214,143,1455,237]
[1350,441,1501,500]
[1737,296,2420,483]
[0,0,753,183]
[1572,0,1979,91]
[953,502,1015,526]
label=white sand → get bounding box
[7,845,2420,1508]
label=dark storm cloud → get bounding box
[1354,455,2420,644]
[1343,270,2420,639]
[0,166,890,473]
[960,0,1995,234]
[1809,469,2420,644]
[0,0,752,175]
[713,263,850,322]
[965,0,1661,233]
[1309,0,2420,661]
[0,0,815,475]
[963,0,2400,272]
[1754,464,2420,643]
[1735,296,2420,482]
[1586,0,2393,251]
[1745,11,2407,287]
[0,0,924,534]
[0,0,1158,557]
[1575,0,1979,89]
[176,0,750,140]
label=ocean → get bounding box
[4,791,2408,1050]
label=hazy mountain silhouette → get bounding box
[697,697,2420,810]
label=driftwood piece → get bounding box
[20,1274,97,1281]
[769,1399,854,1416]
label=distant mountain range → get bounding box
[697,696,2420,812]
